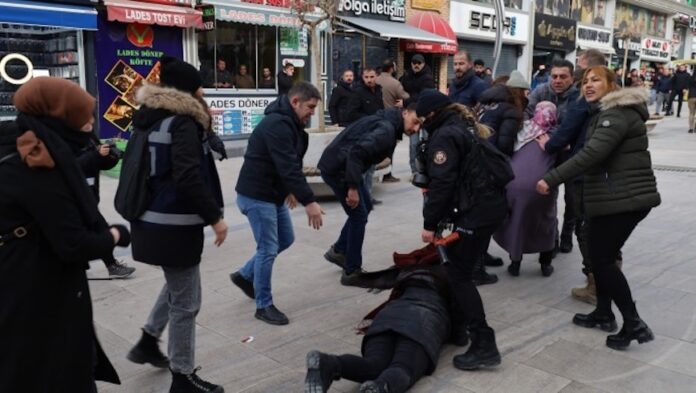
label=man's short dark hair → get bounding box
[551,59,574,74]
[288,81,321,102]
[362,67,376,75]
[382,59,395,73]
[474,59,485,66]
[579,49,606,67]
[405,102,418,112]
[284,62,294,70]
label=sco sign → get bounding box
[0,53,34,85]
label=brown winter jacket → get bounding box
[543,87,661,218]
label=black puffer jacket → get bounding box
[423,109,508,230]
[68,134,119,202]
[672,69,691,92]
[328,80,354,126]
[345,82,384,123]
[400,66,435,104]
[318,108,403,187]
[478,85,522,157]
[277,71,294,96]
[236,96,315,206]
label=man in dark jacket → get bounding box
[126,57,227,393]
[448,51,487,108]
[474,58,493,86]
[525,59,578,122]
[328,69,355,126]
[277,62,295,96]
[233,81,324,325]
[318,106,422,284]
[668,64,690,117]
[401,54,436,175]
[345,68,385,122]
[653,67,672,116]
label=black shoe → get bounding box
[507,260,521,277]
[559,232,573,254]
[340,269,365,287]
[304,350,339,393]
[540,264,554,277]
[255,305,289,325]
[230,271,254,299]
[170,367,224,393]
[107,260,136,279]
[473,269,498,286]
[689,129,694,134]
[381,174,400,183]
[127,330,170,368]
[371,198,383,206]
[453,327,501,370]
[606,305,654,350]
[323,246,346,270]
[484,253,504,267]
[573,310,618,332]
[359,381,386,393]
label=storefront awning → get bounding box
[337,16,453,44]
[104,0,203,29]
[402,12,457,54]
[0,0,98,30]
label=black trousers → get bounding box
[337,332,429,393]
[588,210,649,314]
[668,89,685,116]
[572,181,591,274]
[445,225,497,329]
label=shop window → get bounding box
[570,0,607,25]
[198,22,277,90]
[613,3,666,38]
[1,25,81,119]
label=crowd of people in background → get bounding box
[1,47,674,393]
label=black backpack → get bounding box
[455,124,514,214]
[114,120,161,221]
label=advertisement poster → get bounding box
[280,28,308,57]
[614,3,666,38]
[204,96,277,136]
[95,15,183,139]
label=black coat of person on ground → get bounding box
[305,264,465,393]
[0,77,124,392]
[478,84,524,157]
[329,73,355,126]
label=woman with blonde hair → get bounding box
[538,66,660,350]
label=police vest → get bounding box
[138,116,214,227]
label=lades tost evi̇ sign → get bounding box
[534,13,576,52]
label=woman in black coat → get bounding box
[479,83,525,157]
[0,77,124,392]
[304,265,459,393]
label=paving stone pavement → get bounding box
[93,115,696,393]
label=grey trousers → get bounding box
[143,264,201,374]
[655,92,670,114]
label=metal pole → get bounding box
[491,0,506,77]
[622,34,629,88]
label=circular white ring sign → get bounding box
[0,53,34,85]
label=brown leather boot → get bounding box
[571,273,597,305]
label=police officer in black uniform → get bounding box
[415,90,506,370]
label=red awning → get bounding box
[403,12,457,55]
[104,0,204,29]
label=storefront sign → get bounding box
[690,16,696,32]
[241,0,292,7]
[449,2,528,45]
[196,4,216,31]
[204,96,276,135]
[412,0,443,12]
[338,0,406,22]
[136,0,193,6]
[217,5,302,27]
[400,40,457,54]
[641,37,671,62]
[577,25,612,52]
[534,13,576,52]
[95,15,183,139]
[106,3,203,28]
[280,28,308,56]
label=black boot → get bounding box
[483,252,504,267]
[606,303,654,350]
[304,350,340,393]
[170,367,224,393]
[473,257,498,286]
[539,251,554,277]
[573,295,617,332]
[507,259,521,277]
[453,326,501,370]
[559,221,574,253]
[359,381,387,393]
[362,368,411,393]
[127,329,170,368]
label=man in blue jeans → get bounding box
[232,82,324,326]
[318,105,422,285]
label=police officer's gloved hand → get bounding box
[208,133,228,161]
[110,224,131,247]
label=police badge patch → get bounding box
[433,151,447,165]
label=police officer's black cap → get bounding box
[416,89,452,117]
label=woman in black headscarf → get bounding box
[0,77,127,392]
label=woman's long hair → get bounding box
[442,103,493,139]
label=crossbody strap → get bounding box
[0,152,18,165]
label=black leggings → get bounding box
[588,210,649,314]
[337,332,429,393]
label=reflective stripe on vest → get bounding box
[148,116,175,176]
[85,177,95,186]
[140,210,205,226]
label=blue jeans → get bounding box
[144,264,201,374]
[237,193,295,309]
[321,174,372,273]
